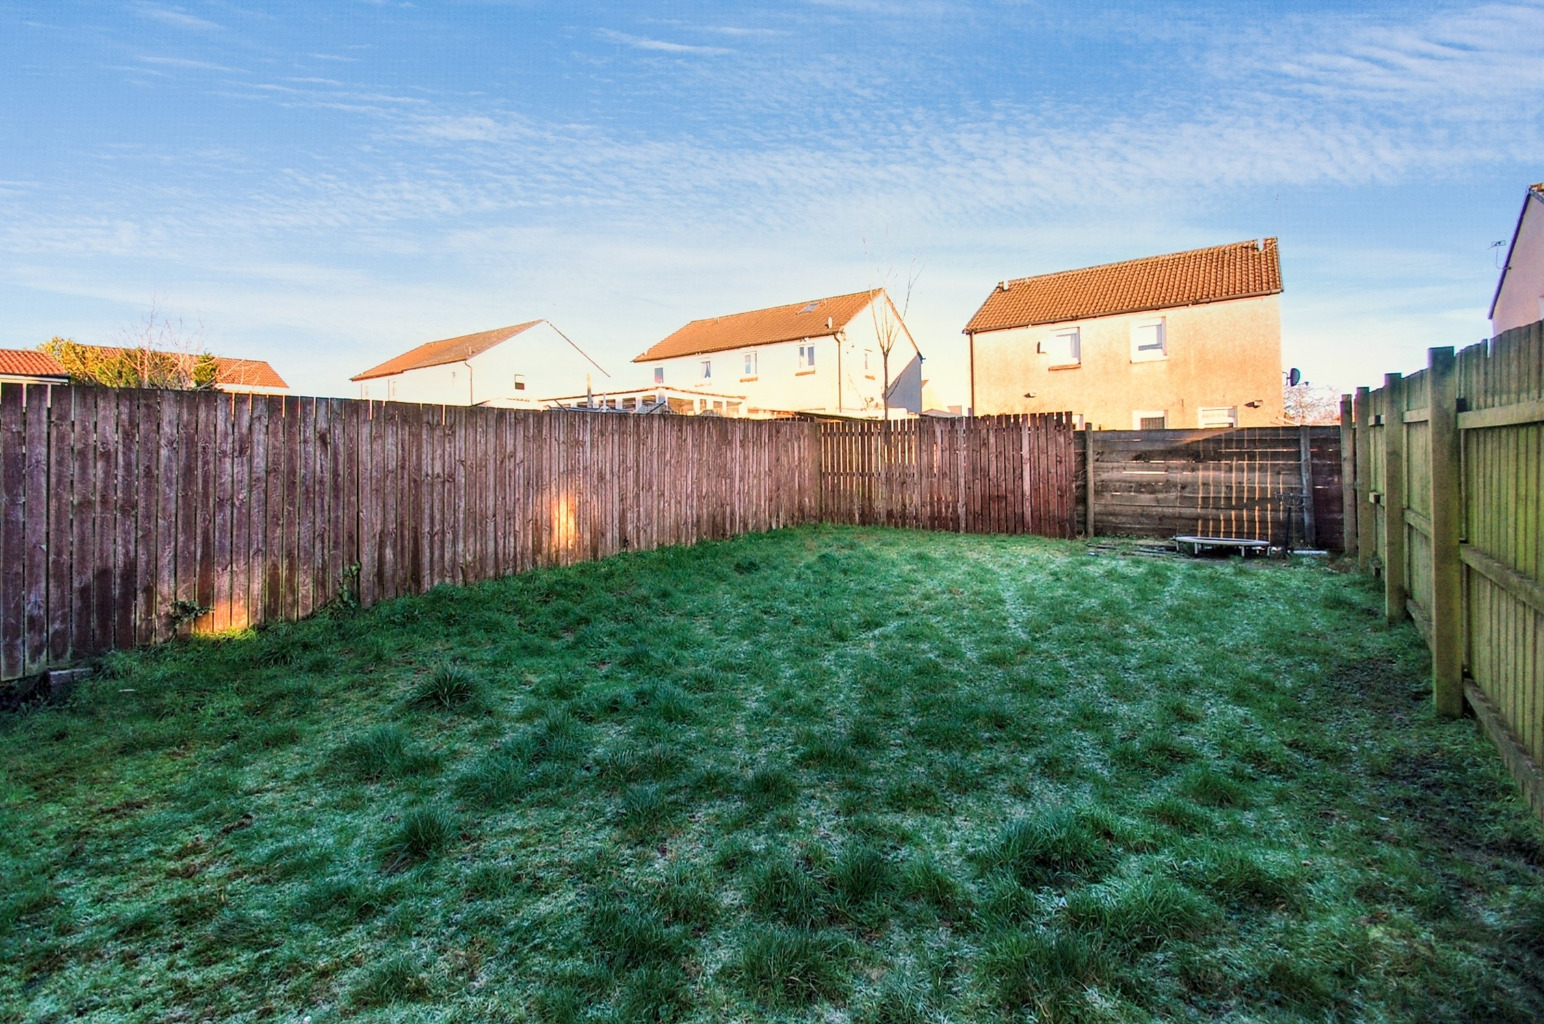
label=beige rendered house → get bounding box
[965,239,1284,428]
[1491,183,1544,335]
[633,290,924,418]
[352,320,609,407]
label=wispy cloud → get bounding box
[132,2,222,31]
[138,55,241,72]
[307,52,359,63]
[596,29,734,56]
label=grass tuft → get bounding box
[330,724,437,781]
[731,926,854,1008]
[350,953,431,1007]
[410,661,484,710]
[380,804,457,870]
[981,926,1107,1016]
[980,805,1116,886]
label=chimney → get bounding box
[826,316,833,330]
[998,280,1010,291]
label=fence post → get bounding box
[1339,394,1356,558]
[1297,425,1317,548]
[1353,386,1375,571]
[1382,373,1406,623]
[1427,346,1463,719]
[1083,424,1097,537]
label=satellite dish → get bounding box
[1287,367,1302,387]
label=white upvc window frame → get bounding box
[700,358,712,380]
[513,373,526,392]
[1130,317,1167,362]
[1133,409,1168,429]
[1039,328,1081,369]
[654,366,665,385]
[1198,406,1238,428]
[742,350,758,378]
[797,343,817,372]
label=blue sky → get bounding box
[3,0,1542,402]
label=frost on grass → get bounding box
[1,526,1541,1021]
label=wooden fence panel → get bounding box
[1083,426,1342,546]
[1352,320,1544,819]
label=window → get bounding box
[1039,328,1080,368]
[1199,406,1238,428]
[513,374,526,391]
[700,359,712,380]
[387,379,397,399]
[864,349,875,378]
[743,350,757,377]
[1130,318,1167,361]
[798,344,816,371]
[654,366,665,385]
[1134,410,1168,429]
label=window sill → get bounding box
[740,376,758,382]
[1048,363,1082,371]
[795,369,816,376]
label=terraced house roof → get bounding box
[965,238,1282,334]
[0,349,68,378]
[352,321,544,381]
[634,290,881,362]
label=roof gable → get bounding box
[965,238,1283,334]
[1489,183,1544,320]
[352,321,546,381]
[633,290,881,363]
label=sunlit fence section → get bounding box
[0,388,820,680]
[1348,319,1544,817]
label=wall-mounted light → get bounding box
[1023,392,1036,398]
[1244,399,1263,408]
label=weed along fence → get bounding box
[1082,426,1344,547]
[1346,320,1544,816]
[0,385,820,683]
[819,415,1079,536]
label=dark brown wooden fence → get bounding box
[0,385,819,681]
[1083,426,1344,548]
[819,415,1078,537]
[1348,321,1544,818]
[3,386,1353,685]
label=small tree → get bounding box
[1283,374,1341,425]
[865,250,921,420]
[40,305,219,390]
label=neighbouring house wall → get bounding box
[971,293,1283,428]
[1494,196,1544,335]
[641,298,918,418]
[357,323,609,405]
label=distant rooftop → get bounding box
[634,290,882,363]
[965,238,1283,334]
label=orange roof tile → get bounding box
[633,290,881,363]
[965,238,1282,334]
[0,349,67,378]
[352,321,544,381]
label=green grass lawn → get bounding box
[3,526,1542,1023]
